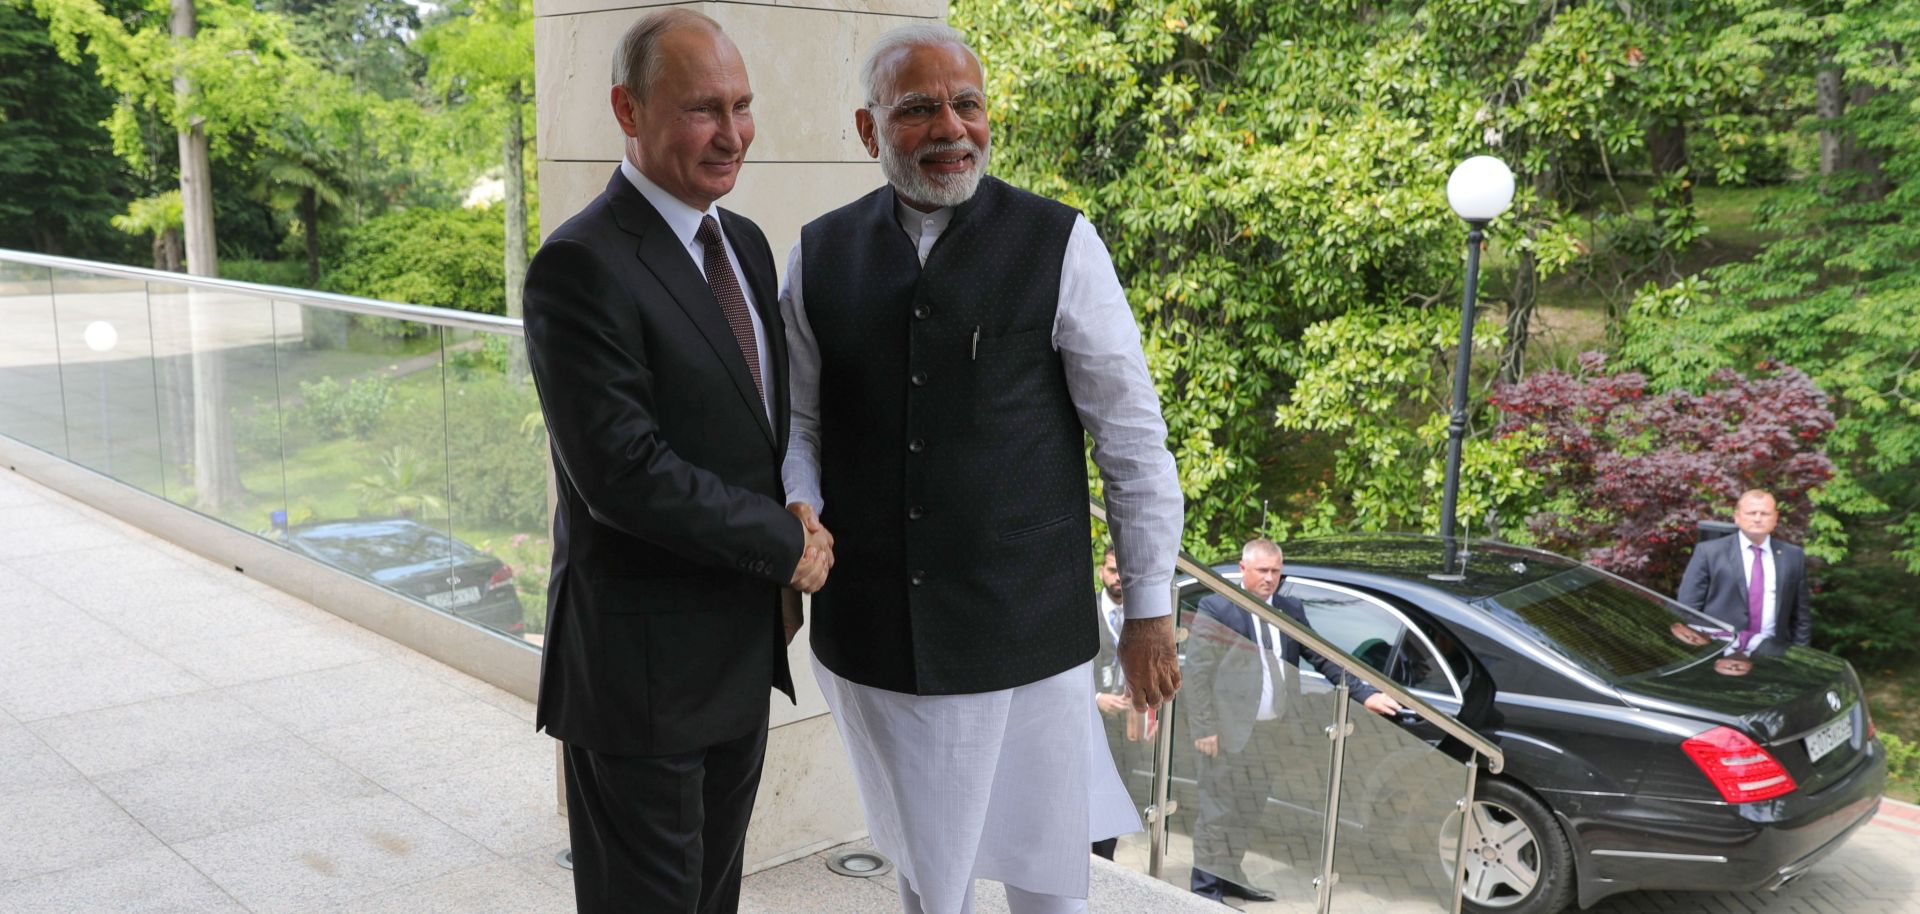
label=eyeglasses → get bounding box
[868,94,988,127]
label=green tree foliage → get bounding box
[0,2,131,258]
[320,205,506,315]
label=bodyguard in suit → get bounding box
[1676,489,1814,649]
[1092,547,1150,861]
[1183,539,1401,903]
[521,11,833,913]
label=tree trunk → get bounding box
[1499,170,1551,383]
[302,186,320,287]
[173,0,242,513]
[503,82,531,384]
[1647,120,1691,208]
[1841,81,1890,201]
[1816,59,1844,177]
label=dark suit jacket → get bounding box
[524,170,804,756]
[1676,534,1813,647]
[1183,591,1379,754]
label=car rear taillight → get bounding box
[1681,726,1797,803]
[488,565,515,590]
[1864,703,1876,740]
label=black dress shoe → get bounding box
[1221,881,1277,903]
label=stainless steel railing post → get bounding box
[1450,758,1481,914]
[1146,578,1179,879]
[1315,682,1352,914]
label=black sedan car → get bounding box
[283,518,524,636]
[1178,534,1884,914]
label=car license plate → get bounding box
[1805,712,1854,762]
[427,586,481,610]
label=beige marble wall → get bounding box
[534,0,947,867]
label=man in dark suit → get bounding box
[1677,489,1813,650]
[1183,539,1400,904]
[521,11,832,914]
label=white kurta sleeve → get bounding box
[1053,214,1183,620]
[780,241,826,513]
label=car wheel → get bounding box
[1437,778,1573,914]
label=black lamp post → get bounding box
[1437,156,1514,574]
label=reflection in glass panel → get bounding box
[1332,705,1474,912]
[0,261,66,454]
[1161,589,1337,907]
[148,283,286,525]
[442,329,545,642]
[52,269,164,491]
[266,304,457,620]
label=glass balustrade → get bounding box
[0,251,542,646]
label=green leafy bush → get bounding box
[443,378,547,529]
[1885,733,1918,794]
[296,375,395,440]
[219,258,306,288]
[448,335,512,381]
[320,205,505,315]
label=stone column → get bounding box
[533,0,947,871]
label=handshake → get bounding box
[785,502,835,593]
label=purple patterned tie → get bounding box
[1742,544,1765,649]
[694,216,764,403]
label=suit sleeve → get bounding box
[523,237,804,583]
[1183,596,1226,739]
[1675,544,1711,611]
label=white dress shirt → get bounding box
[619,158,772,423]
[1252,619,1290,722]
[780,197,1184,620]
[1739,535,1779,643]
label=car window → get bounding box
[1474,566,1723,681]
[1286,581,1454,697]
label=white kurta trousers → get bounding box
[813,652,1141,914]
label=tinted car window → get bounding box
[1288,582,1453,696]
[292,522,466,574]
[1474,566,1723,680]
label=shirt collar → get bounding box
[1742,535,1773,553]
[894,196,953,244]
[621,157,720,249]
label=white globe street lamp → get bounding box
[1437,156,1514,574]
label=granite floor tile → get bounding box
[0,782,165,882]
[50,565,241,619]
[11,542,207,592]
[508,840,578,894]
[388,755,570,857]
[104,588,322,651]
[0,520,132,559]
[0,500,93,530]
[222,657,477,735]
[0,847,249,914]
[173,794,494,914]
[0,720,85,793]
[294,859,576,914]
[0,596,123,672]
[153,622,378,687]
[96,735,384,843]
[31,690,290,778]
[305,696,544,789]
[0,640,206,722]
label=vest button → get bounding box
[909,505,925,520]
[910,570,927,585]
[908,438,925,453]
[914,305,931,320]
[911,371,928,387]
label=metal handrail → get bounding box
[1090,498,1505,774]
[0,249,525,337]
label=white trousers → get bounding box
[813,652,1139,914]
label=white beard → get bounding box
[879,137,991,208]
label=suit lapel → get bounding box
[608,173,776,450]
[1730,534,1750,601]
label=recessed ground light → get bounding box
[555,849,573,870]
[826,850,893,878]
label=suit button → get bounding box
[910,371,928,387]
[914,305,931,320]
[908,438,925,453]
[908,505,925,520]
[910,570,927,586]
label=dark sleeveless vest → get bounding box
[801,176,1098,695]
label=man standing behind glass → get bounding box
[780,24,1184,914]
[1093,546,1151,861]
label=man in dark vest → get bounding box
[776,24,1184,914]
